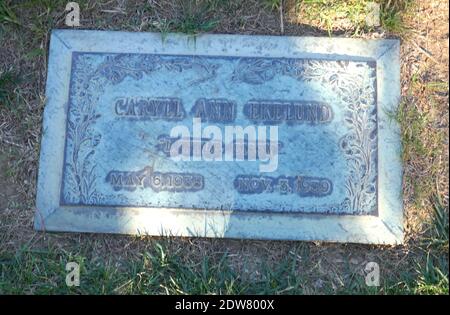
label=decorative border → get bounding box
[35,30,402,244]
[231,58,378,215]
[61,52,220,205]
[61,53,377,215]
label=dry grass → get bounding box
[0,0,448,294]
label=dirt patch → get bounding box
[0,150,17,210]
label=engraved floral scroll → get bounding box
[62,53,377,215]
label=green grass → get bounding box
[19,0,80,11]
[0,242,263,294]
[0,69,29,126]
[264,0,281,11]
[1,238,448,294]
[414,254,448,295]
[292,0,415,36]
[394,98,427,155]
[0,0,20,26]
[425,194,449,249]
[392,95,446,209]
[173,1,218,35]
[0,69,19,109]
[295,0,375,35]
[175,15,218,36]
[148,1,218,38]
[380,0,414,34]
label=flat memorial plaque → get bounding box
[35,30,403,244]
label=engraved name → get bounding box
[234,175,333,197]
[115,97,185,120]
[244,100,333,124]
[190,98,236,123]
[106,166,204,192]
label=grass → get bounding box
[139,0,221,36]
[295,0,370,35]
[393,62,448,210]
[264,0,282,11]
[289,0,415,36]
[393,101,427,208]
[0,0,448,295]
[0,0,19,26]
[395,99,428,163]
[0,69,18,109]
[1,238,448,294]
[0,69,33,131]
[380,0,414,34]
[426,194,449,249]
[0,242,278,294]
[164,1,219,36]
[175,13,218,36]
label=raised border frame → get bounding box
[35,30,402,244]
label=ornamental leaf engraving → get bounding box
[302,60,377,214]
[232,57,378,214]
[62,53,219,204]
[96,54,220,85]
[62,53,378,215]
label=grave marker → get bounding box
[35,30,402,243]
